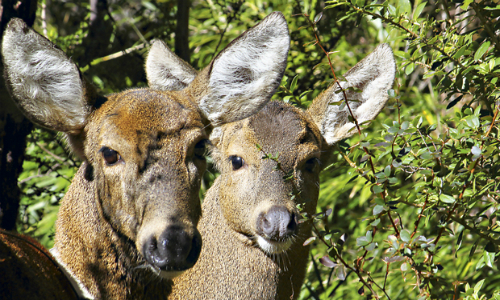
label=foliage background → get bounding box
[12,0,500,299]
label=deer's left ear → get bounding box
[307,43,396,147]
[145,39,198,91]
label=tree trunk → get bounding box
[175,0,191,63]
[0,0,38,230]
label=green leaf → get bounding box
[413,2,426,19]
[371,218,381,227]
[440,194,456,204]
[335,264,347,281]
[398,0,411,14]
[384,165,391,177]
[303,237,316,246]
[485,251,495,268]
[401,121,409,130]
[401,262,409,271]
[475,41,491,61]
[313,12,323,24]
[460,0,473,10]
[373,205,385,215]
[474,279,486,295]
[141,1,157,11]
[372,185,384,194]
[290,75,299,92]
[405,63,415,75]
[400,230,411,243]
[456,230,464,254]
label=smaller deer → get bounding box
[1,12,289,299]
[162,43,396,299]
[0,229,80,300]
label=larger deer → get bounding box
[1,12,289,299]
[155,42,395,299]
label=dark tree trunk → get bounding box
[0,0,38,230]
[77,0,114,67]
[175,0,191,63]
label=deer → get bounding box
[0,228,80,300]
[1,12,290,299]
[153,42,396,299]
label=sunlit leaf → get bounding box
[319,255,337,268]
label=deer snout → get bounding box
[256,206,297,239]
[141,225,202,278]
[255,206,298,254]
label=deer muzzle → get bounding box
[254,205,298,254]
[139,224,202,279]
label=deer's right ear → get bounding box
[308,43,396,148]
[188,12,290,126]
[2,18,96,134]
[145,40,198,91]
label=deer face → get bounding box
[211,102,322,254]
[84,90,206,276]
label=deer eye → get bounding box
[100,147,121,166]
[194,139,209,158]
[229,156,244,170]
[304,157,319,173]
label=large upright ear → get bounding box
[2,18,97,134]
[145,39,198,91]
[307,43,396,146]
[186,11,290,126]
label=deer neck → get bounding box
[171,177,309,300]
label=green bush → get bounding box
[17,0,500,298]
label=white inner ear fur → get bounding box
[2,23,88,131]
[199,12,290,126]
[320,44,396,145]
[2,22,87,132]
[146,40,197,91]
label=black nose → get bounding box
[143,226,202,271]
[256,206,297,240]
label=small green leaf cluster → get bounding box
[17,129,79,248]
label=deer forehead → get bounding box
[220,102,322,169]
[90,89,205,152]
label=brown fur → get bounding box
[0,229,79,300]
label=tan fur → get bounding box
[2,13,289,300]
[169,44,396,299]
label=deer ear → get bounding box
[188,12,290,126]
[146,40,198,91]
[308,43,396,146]
[2,18,96,134]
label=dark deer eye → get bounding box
[230,156,244,170]
[194,139,208,158]
[100,147,121,166]
[304,157,319,172]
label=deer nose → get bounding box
[256,206,297,240]
[143,225,202,272]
